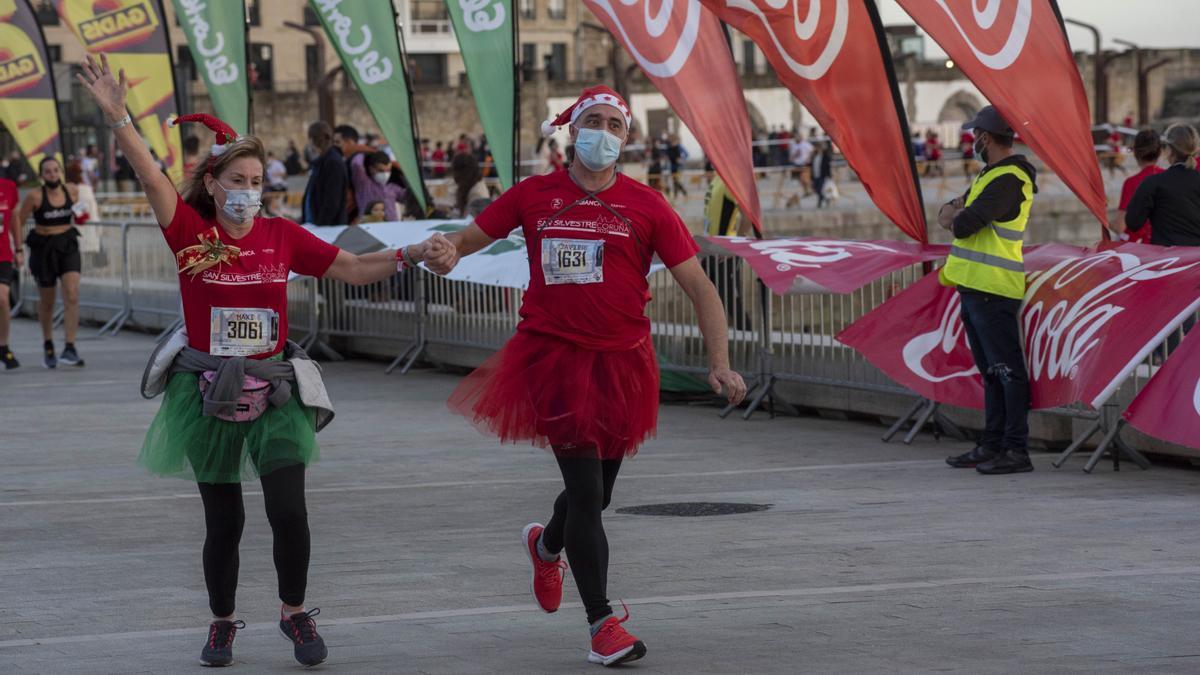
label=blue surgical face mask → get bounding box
[216,181,262,223]
[574,127,624,171]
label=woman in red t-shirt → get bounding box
[1109,129,1163,242]
[78,54,450,668]
[437,86,747,667]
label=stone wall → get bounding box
[189,76,622,163]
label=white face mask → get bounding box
[215,181,262,223]
[372,171,390,185]
[574,127,624,171]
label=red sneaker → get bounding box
[522,522,567,613]
[588,604,646,667]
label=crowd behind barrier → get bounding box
[11,217,1195,465]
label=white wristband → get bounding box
[108,114,132,130]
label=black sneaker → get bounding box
[945,445,1000,468]
[1,348,18,370]
[976,449,1035,475]
[59,344,84,367]
[279,608,328,667]
[42,342,56,369]
[200,619,245,667]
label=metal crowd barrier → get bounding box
[11,224,1191,463]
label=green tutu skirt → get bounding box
[139,368,320,484]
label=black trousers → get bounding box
[541,454,622,624]
[959,289,1030,451]
[196,464,310,617]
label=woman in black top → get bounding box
[15,156,87,368]
[1122,124,1200,247]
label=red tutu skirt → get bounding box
[447,330,659,460]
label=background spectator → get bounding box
[1110,129,1164,243]
[302,121,349,226]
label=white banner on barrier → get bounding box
[301,220,664,289]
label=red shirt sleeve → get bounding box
[1118,174,1138,211]
[286,219,340,278]
[649,193,700,268]
[162,194,209,252]
[473,180,524,239]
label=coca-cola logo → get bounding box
[1023,251,1200,382]
[733,237,895,271]
[931,0,1031,71]
[586,0,701,78]
[721,0,847,80]
[902,289,979,383]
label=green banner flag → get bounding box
[309,0,427,211]
[445,0,516,189]
[171,0,248,134]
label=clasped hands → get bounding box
[409,233,459,275]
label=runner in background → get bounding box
[78,53,452,669]
[0,175,20,369]
[436,85,746,668]
[15,156,90,368]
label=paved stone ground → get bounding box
[4,317,1200,674]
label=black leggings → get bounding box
[541,454,622,624]
[197,463,310,618]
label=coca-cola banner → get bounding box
[837,244,1091,409]
[894,0,1108,230]
[583,0,762,231]
[701,236,947,295]
[1124,331,1200,450]
[700,0,927,242]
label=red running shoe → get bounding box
[523,523,567,612]
[588,604,647,667]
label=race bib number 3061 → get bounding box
[209,307,279,357]
[541,238,604,285]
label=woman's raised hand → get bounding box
[76,53,128,123]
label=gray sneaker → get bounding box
[59,344,84,367]
[200,619,244,667]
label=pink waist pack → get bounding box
[198,371,271,422]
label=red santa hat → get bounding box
[540,85,631,137]
[167,113,241,168]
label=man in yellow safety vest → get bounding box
[702,175,752,329]
[939,106,1038,475]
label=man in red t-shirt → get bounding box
[436,85,746,668]
[1109,130,1163,243]
[0,176,20,368]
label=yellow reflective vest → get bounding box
[703,176,741,236]
[939,164,1034,299]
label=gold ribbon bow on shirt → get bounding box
[176,228,242,278]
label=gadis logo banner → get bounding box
[0,0,63,169]
[170,0,247,134]
[310,0,427,211]
[700,0,927,242]
[894,0,1107,229]
[57,0,184,182]
[445,0,515,190]
[1125,330,1200,451]
[582,0,762,232]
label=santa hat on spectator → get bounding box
[540,85,631,137]
[167,113,241,170]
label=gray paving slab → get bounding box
[3,317,1200,674]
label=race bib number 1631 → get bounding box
[541,238,604,285]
